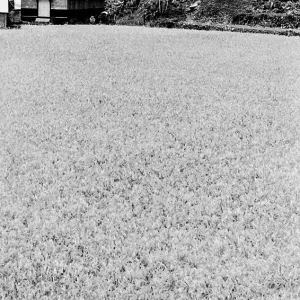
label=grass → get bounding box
[1,25,300,299]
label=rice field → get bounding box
[1,25,300,299]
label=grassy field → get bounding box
[1,25,300,299]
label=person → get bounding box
[100,11,109,24]
[90,16,96,24]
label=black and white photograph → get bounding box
[1,0,300,298]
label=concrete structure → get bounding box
[21,0,105,23]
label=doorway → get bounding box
[38,0,50,17]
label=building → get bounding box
[9,0,22,24]
[21,0,105,23]
[0,0,9,28]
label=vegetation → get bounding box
[104,0,300,29]
[1,25,300,299]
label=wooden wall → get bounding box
[21,0,104,12]
[0,13,7,27]
[21,0,37,9]
[52,0,68,10]
[21,0,67,10]
[69,0,105,10]
[21,0,105,19]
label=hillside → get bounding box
[105,0,300,30]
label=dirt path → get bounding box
[150,18,300,36]
[179,21,300,36]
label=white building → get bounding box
[14,0,21,10]
[0,0,9,28]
